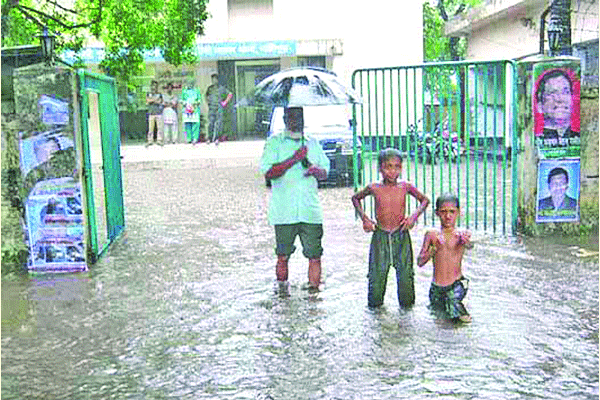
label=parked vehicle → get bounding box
[407,121,460,164]
[267,105,362,187]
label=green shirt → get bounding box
[259,133,330,225]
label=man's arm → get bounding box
[220,91,233,107]
[303,138,330,181]
[264,146,308,180]
[304,165,328,180]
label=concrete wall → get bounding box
[1,64,80,271]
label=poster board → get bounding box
[536,159,580,223]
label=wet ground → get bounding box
[2,141,598,399]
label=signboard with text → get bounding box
[63,41,297,64]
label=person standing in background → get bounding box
[205,73,233,145]
[182,79,202,145]
[162,82,179,144]
[146,80,164,147]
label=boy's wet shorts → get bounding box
[274,223,323,259]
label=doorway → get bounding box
[235,60,280,138]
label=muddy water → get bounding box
[2,155,598,399]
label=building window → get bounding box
[573,40,599,87]
[297,56,326,69]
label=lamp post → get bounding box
[547,0,572,57]
[547,20,561,56]
[38,27,56,64]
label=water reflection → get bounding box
[2,160,597,399]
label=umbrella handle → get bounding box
[301,133,310,168]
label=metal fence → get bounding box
[351,60,518,235]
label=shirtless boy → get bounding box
[417,193,473,323]
[352,148,429,308]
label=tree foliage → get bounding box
[422,0,481,98]
[423,0,481,62]
[1,0,208,81]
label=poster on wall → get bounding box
[532,63,581,159]
[536,159,580,223]
[19,129,75,176]
[24,177,86,272]
[38,95,70,126]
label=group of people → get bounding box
[145,74,233,147]
[260,106,474,324]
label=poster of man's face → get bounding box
[536,159,580,223]
[533,63,581,159]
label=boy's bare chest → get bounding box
[434,232,461,250]
[373,185,406,205]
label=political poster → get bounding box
[536,159,580,223]
[532,63,581,159]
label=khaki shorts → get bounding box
[274,223,323,259]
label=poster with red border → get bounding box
[532,62,581,159]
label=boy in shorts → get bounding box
[417,193,473,323]
[259,107,330,290]
[352,148,430,308]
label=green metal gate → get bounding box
[352,60,517,235]
[78,70,125,261]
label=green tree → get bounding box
[423,0,482,62]
[422,0,482,138]
[1,0,208,81]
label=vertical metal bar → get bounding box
[455,65,462,226]
[465,65,471,229]
[397,69,408,185]
[438,93,443,197]
[381,69,387,147]
[351,71,360,191]
[492,63,499,233]
[416,68,423,221]
[510,61,519,234]
[407,68,417,218]
[360,71,367,189]
[473,66,479,229]
[430,72,437,219]
[483,65,489,231]
[374,70,380,155]
[388,68,400,149]
[367,70,374,186]
[447,77,453,192]
[497,62,508,235]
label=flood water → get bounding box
[2,147,598,399]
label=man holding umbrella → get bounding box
[259,106,330,290]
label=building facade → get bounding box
[444,0,598,83]
[70,1,423,139]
